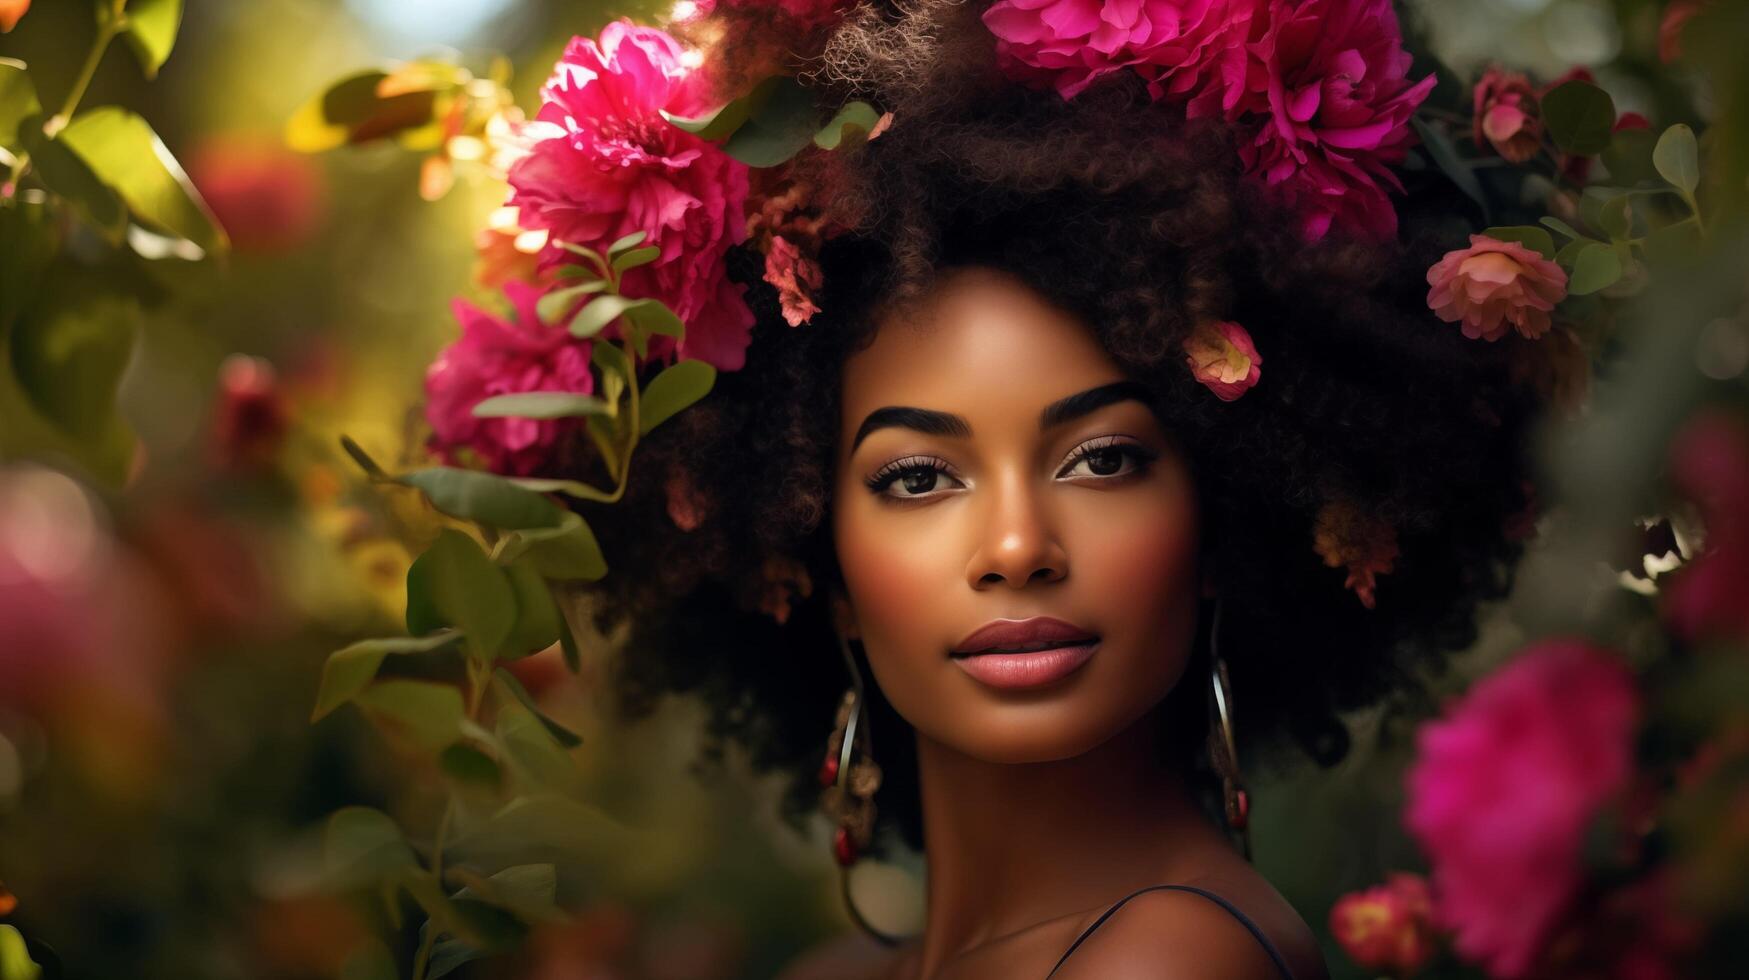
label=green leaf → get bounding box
[122,0,182,79]
[624,298,685,342]
[405,529,517,654]
[722,76,822,168]
[404,873,526,950]
[659,76,781,141]
[396,468,568,530]
[7,272,139,442]
[0,925,41,980]
[1480,225,1556,260]
[338,944,397,980]
[323,807,417,889]
[1602,125,1658,186]
[1567,242,1624,295]
[1555,236,1591,266]
[438,742,502,792]
[24,127,127,241]
[535,280,608,324]
[499,560,561,659]
[58,107,228,254]
[493,668,582,747]
[605,229,648,258]
[1538,216,1585,241]
[609,244,661,274]
[339,433,387,478]
[471,391,611,420]
[423,867,556,978]
[1411,116,1489,221]
[559,619,582,674]
[0,59,40,149]
[312,632,463,722]
[354,679,465,750]
[446,795,636,868]
[1541,80,1616,156]
[814,100,880,150]
[285,70,440,152]
[638,359,716,434]
[495,698,578,794]
[495,512,607,582]
[1599,194,1632,240]
[1653,124,1700,195]
[568,294,638,340]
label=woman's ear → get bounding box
[830,588,861,641]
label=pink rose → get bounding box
[1472,67,1541,164]
[981,0,1256,111]
[1426,234,1568,342]
[507,19,755,371]
[1182,319,1261,401]
[424,280,595,476]
[764,235,823,327]
[1237,0,1436,241]
[1330,872,1439,977]
[1404,640,1641,979]
[1662,410,1749,644]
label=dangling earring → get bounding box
[1206,597,1254,863]
[819,628,906,946]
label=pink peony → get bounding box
[1329,872,1439,977]
[507,19,755,371]
[1182,319,1261,401]
[1426,234,1568,342]
[1472,67,1541,164]
[981,0,1256,110]
[1404,640,1641,979]
[764,235,823,327]
[424,280,595,476]
[1662,410,1749,644]
[1236,0,1435,241]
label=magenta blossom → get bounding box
[1236,0,1435,241]
[1404,640,1641,979]
[982,0,1255,110]
[507,19,755,371]
[425,281,595,476]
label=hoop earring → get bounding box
[820,628,906,947]
[1207,597,1254,863]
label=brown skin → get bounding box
[787,267,1327,980]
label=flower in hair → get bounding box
[1237,0,1435,241]
[1472,66,1542,164]
[1426,234,1569,342]
[1312,497,1398,609]
[505,19,755,370]
[1182,319,1262,401]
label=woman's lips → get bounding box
[951,641,1099,689]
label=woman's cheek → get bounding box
[835,497,960,665]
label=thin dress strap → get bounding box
[1043,884,1296,980]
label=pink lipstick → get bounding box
[950,617,1099,690]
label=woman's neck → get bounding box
[908,702,1228,977]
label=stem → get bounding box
[6,2,125,193]
[408,799,456,980]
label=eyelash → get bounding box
[863,437,1160,501]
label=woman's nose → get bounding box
[964,472,1068,589]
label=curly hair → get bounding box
[564,0,1543,856]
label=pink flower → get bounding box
[1472,67,1541,164]
[1662,410,1749,644]
[1660,0,1706,63]
[1182,319,1261,401]
[982,0,1256,110]
[1330,872,1439,977]
[764,235,823,326]
[1237,0,1436,241]
[424,281,595,476]
[1404,640,1641,979]
[507,19,755,371]
[1426,234,1568,342]
[1312,497,1398,608]
[188,135,326,253]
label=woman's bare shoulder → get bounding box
[775,929,918,980]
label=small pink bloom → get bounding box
[1660,0,1706,63]
[665,468,710,532]
[1472,67,1541,164]
[1182,319,1261,401]
[1330,872,1439,977]
[424,281,595,476]
[1426,234,1568,342]
[764,235,823,327]
[981,0,1256,111]
[1662,410,1749,644]
[507,19,755,371]
[188,135,326,253]
[1313,498,1398,608]
[209,354,289,471]
[1236,0,1435,241]
[1404,640,1641,979]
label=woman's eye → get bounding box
[1059,442,1154,480]
[866,458,963,500]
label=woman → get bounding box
[559,1,1540,975]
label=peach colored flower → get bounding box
[1313,497,1397,609]
[1426,234,1569,342]
[1182,320,1261,401]
[664,468,710,532]
[1472,67,1541,164]
[765,235,823,327]
[0,0,28,32]
[1330,872,1439,977]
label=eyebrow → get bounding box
[849,380,1155,453]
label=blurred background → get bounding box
[0,1,1740,978]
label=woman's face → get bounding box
[832,266,1203,764]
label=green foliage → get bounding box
[313,633,464,722]
[0,925,42,980]
[324,807,419,889]
[0,59,40,148]
[57,107,227,254]
[285,69,441,153]
[639,359,716,435]
[121,0,182,80]
[395,467,569,531]
[1542,80,1617,156]
[354,680,467,751]
[814,100,881,150]
[1654,124,1700,196]
[405,529,517,655]
[1568,241,1625,295]
[722,76,823,168]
